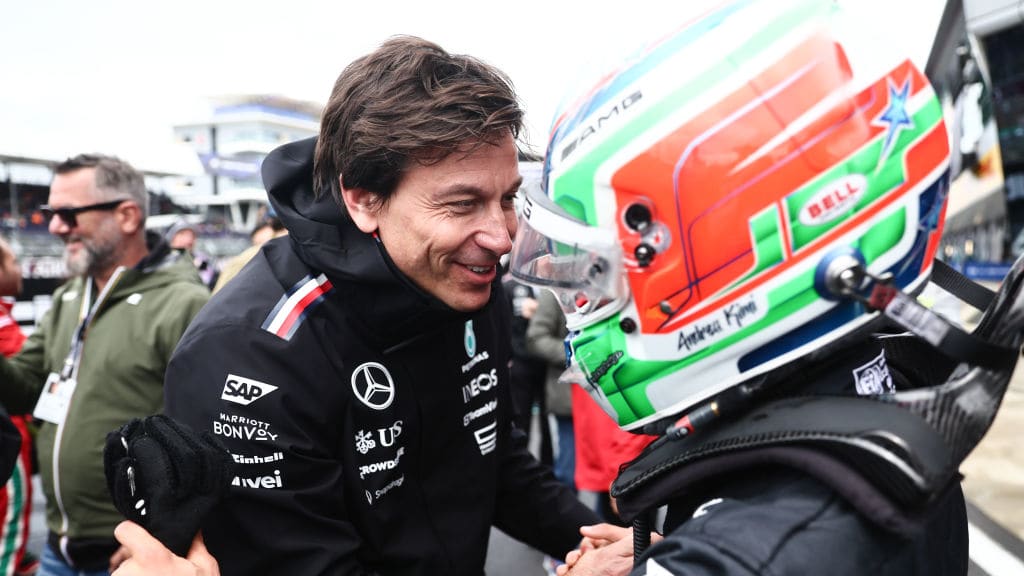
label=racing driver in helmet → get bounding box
[511,1,1024,574]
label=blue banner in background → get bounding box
[962,262,1013,282]
[198,153,261,179]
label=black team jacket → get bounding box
[164,137,598,575]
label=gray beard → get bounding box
[64,239,119,278]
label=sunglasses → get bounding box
[39,199,128,228]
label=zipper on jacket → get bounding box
[52,417,71,564]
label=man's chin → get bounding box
[444,287,493,313]
[63,255,89,277]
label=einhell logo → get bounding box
[799,174,867,227]
[221,374,278,406]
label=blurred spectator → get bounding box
[0,237,22,300]
[527,289,576,491]
[572,385,654,525]
[0,154,209,576]
[0,235,39,576]
[167,221,218,290]
[502,273,553,464]
[248,216,284,248]
[211,216,286,294]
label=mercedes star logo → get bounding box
[350,362,396,410]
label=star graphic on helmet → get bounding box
[875,78,914,168]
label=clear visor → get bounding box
[509,188,628,328]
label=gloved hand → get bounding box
[104,415,234,557]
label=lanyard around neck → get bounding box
[60,266,126,380]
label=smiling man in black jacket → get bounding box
[161,35,601,575]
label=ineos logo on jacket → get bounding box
[221,374,278,406]
[351,362,395,410]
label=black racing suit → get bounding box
[618,338,969,575]
[164,137,598,575]
[632,468,966,575]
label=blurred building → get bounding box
[928,0,1024,279]
[170,94,322,233]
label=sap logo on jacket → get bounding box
[221,374,278,405]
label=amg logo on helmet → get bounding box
[799,174,866,227]
[560,91,643,161]
[221,374,278,406]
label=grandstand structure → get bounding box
[0,94,323,326]
[170,94,321,234]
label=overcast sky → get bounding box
[0,0,946,174]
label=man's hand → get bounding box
[108,545,131,572]
[558,524,664,576]
[578,523,632,554]
[557,533,634,576]
[111,520,219,576]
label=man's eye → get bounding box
[448,200,475,212]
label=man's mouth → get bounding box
[467,265,492,274]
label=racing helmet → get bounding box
[510,0,951,431]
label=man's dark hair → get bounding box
[313,35,523,207]
[54,153,149,219]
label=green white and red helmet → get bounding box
[509,0,951,431]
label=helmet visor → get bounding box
[509,187,628,327]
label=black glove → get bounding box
[104,414,234,557]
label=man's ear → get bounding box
[339,176,379,234]
[118,202,143,235]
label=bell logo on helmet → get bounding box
[799,174,867,227]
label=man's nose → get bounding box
[48,213,70,235]
[477,206,514,255]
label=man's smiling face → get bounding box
[350,131,522,312]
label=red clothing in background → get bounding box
[572,384,655,492]
[0,298,25,356]
[0,297,34,576]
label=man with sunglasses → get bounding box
[0,154,210,576]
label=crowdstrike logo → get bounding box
[221,374,278,406]
[359,447,406,480]
[350,362,395,410]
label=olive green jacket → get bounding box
[0,248,209,542]
[526,289,573,416]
